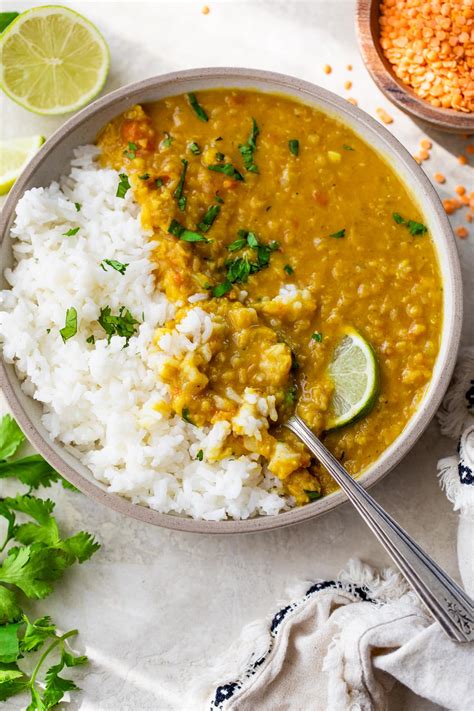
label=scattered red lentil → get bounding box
[323,64,332,74]
[443,198,462,215]
[456,226,468,239]
[458,154,468,165]
[466,144,474,154]
[434,172,446,183]
[347,97,358,105]
[347,64,353,70]
[376,107,394,124]
[201,5,210,14]
[455,185,466,195]
[466,212,473,223]
[418,149,430,161]
[460,194,470,205]
[379,0,474,113]
[420,139,432,150]
[344,80,353,90]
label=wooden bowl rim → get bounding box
[356,0,474,133]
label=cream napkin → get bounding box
[197,349,474,711]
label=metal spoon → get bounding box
[285,414,474,642]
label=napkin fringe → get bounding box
[437,346,474,440]
[438,454,474,512]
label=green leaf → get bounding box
[0,414,25,459]
[197,204,221,233]
[246,231,259,248]
[0,664,27,702]
[342,144,354,151]
[62,227,80,237]
[168,220,210,243]
[284,264,294,275]
[228,238,247,252]
[289,139,299,156]
[407,220,428,236]
[304,489,322,501]
[0,623,21,663]
[98,306,140,347]
[116,173,131,199]
[284,384,297,405]
[27,685,46,710]
[0,455,59,489]
[196,449,204,461]
[74,202,82,211]
[181,408,195,425]
[161,132,173,149]
[212,280,232,298]
[0,545,73,599]
[0,585,22,624]
[188,141,201,155]
[123,141,137,160]
[187,92,209,122]
[58,531,100,563]
[101,259,128,275]
[138,173,150,180]
[0,501,16,550]
[392,212,404,224]
[14,519,60,547]
[173,158,188,211]
[59,307,77,343]
[329,228,346,239]
[21,616,56,653]
[0,12,19,32]
[226,257,251,284]
[208,163,244,181]
[311,332,323,342]
[239,118,259,173]
[4,495,55,525]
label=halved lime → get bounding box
[326,328,379,429]
[0,135,45,195]
[0,6,109,115]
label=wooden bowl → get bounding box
[356,0,474,134]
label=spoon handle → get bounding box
[285,415,474,642]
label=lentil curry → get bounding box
[97,89,442,505]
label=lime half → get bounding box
[326,329,379,429]
[0,6,109,115]
[0,135,45,195]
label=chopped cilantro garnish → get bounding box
[98,305,140,347]
[208,163,244,181]
[168,219,211,243]
[215,151,225,162]
[196,449,204,461]
[188,141,201,155]
[392,212,427,236]
[304,490,322,501]
[239,117,259,173]
[284,264,294,275]
[212,280,233,298]
[215,193,224,204]
[182,407,195,424]
[173,159,188,211]
[187,92,209,122]
[228,237,247,252]
[197,204,221,233]
[74,202,81,212]
[59,307,77,343]
[139,173,150,180]
[342,144,355,151]
[311,332,323,342]
[329,228,346,238]
[284,384,298,405]
[290,352,299,371]
[246,231,259,248]
[162,132,173,148]
[289,139,299,156]
[62,227,80,237]
[86,335,95,345]
[155,177,164,188]
[46,328,51,334]
[123,141,137,159]
[226,257,252,284]
[116,173,131,198]
[100,259,129,275]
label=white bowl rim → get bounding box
[0,67,463,534]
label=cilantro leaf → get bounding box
[181,407,195,425]
[161,132,173,149]
[289,139,299,156]
[239,118,259,173]
[208,163,244,181]
[0,455,59,490]
[212,280,232,298]
[0,622,21,663]
[74,202,81,211]
[59,307,77,343]
[116,173,131,198]
[188,141,201,155]
[0,665,27,702]
[392,212,427,236]
[187,92,209,122]
[4,495,55,525]
[196,449,204,461]
[123,141,137,160]
[0,501,16,552]
[284,264,294,275]
[0,546,73,599]
[138,173,150,180]
[101,259,129,275]
[329,228,346,239]
[62,227,80,237]
[168,220,210,243]
[0,414,25,460]
[0,585,22,624]
[304,490,322,501]
[197,204,221,233]
[58,531,100,563]
[98,306,140,347]
[20,615,56,653]
[173,158,188,211]
[311,332,323,342]
[228,238,247,252]
[284,384,298,405]
[342,144,354,151]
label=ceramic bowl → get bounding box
[0,68,463,533]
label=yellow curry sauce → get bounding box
[97,89,442,504]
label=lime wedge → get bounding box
[326,329,379,429]
[0,6,109,115]
[0,135,45,195]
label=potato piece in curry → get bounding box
[97,89,442,506]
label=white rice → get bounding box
[0,147,288,520]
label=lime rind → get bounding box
[0,5,110,116]
[0,135,45,195]
[326,328,379,430]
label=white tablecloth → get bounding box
[1,2,473,709]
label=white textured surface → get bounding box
[1,1,473,709]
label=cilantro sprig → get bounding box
[392,212,428,236]
[212,231,279,297]
[168,219,211,243]
[239,118,259,173]
[173,159,188,211]
[208,163,244,181]
[187,93,209,122]
[0,414,99,708]
[98,306,140,346]
[100,259,129,275]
